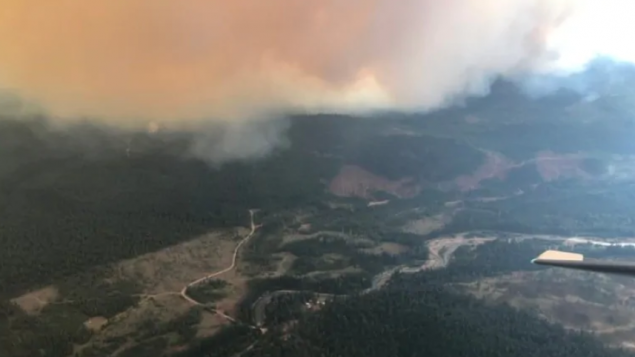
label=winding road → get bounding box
[176,224,635,355]
[171,209,635,333]
[180,209,261,306]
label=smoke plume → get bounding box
[0,0,633,160]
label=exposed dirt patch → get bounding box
[298,223,312,233]
[454,152,514,191]
[534,151,590,181]
[75,228,249,352]
[306,266,363,279]
[402,214,450,236]
[12,286,59,315]
[10,225,259,356]
[361,242,408,256]
[110,229,243,294]
[460,269,635,347]
[282,230,370,245]
[453,150,597,191]
[329,165,420,199]
[91,294,195,348]
[84,316,108,333]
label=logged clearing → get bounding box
[99,228,253,337]
[90,294,195,347]
[84,316,108,332]
[361,242,408,255]
[535,150,590,181]
[460,269,635,348]
[282,230,371,246]
[452,150,597,192]
[402,214,450,236]
[329,165,421,199]
[110,229,245,294]
[454,152,513,192]
[12,286,59,315]
[61,227,253,354]
[8,213,266,355]
[306,266,364,279]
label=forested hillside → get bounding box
[0,118,340,296]
[188,284,632,357]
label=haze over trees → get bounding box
[4,66,635,355]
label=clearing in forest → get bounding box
[12,286,59,315]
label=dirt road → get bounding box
[181,209,261,305]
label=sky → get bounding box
[0,0,633,159]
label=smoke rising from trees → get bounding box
[0,0,631,162]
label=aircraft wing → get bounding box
[531,250,635,276]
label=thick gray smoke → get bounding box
[187,118,291,165]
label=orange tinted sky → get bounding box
[0,0,578,126]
